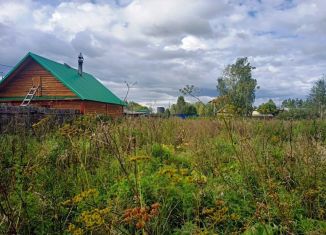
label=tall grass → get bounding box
[0,116,325,234]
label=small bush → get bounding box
[151,143,174,161]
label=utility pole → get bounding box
[124,81,137,102]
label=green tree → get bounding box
[194,102,206,116]
[194,102,214,116]
[280,98,315,119]
[176,96,187,114]
[257,99,277,115]
[164,108,171,117]
[185,104,197,115]
[281,98,305,109]
[217,57,258,116]
[308,76,326,118]
[170,96,198,115]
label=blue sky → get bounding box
[0,0,325,108]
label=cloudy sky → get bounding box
[0,0,325,108]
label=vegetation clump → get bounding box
[0,116,325,234]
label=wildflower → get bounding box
[61,189,99,206]
[122,203,160,230]
[215,199,225,207]
[271,135,280,144]
[62,199,72,206]
[67,223,83,235]
[179,168,189,176]
[78,207,110,229]
[188,170,207,185]
[202,208,215,215]
[151,203,160,209]
[32,117,50,129]
[136,220,145,229]
[128,156,150,162]
[230,213,240,221]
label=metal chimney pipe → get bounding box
[78,53,84,76]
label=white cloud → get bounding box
[34,2,116,40]
[0,0,326,107]
[0,1,30,23]
[180,36,207,51]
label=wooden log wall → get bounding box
[0,100,82,112]
[49,100,82,110]
[107,103,124,117]
[0,58,76,97]
[83,101,123,117]
[1,100,124,117]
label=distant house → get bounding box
[252,110,273,118]
[124,109,150,117]
[0,52,125,116]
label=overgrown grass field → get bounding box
[0,117,325,234]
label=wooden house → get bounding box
[0,52,125,116]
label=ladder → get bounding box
[20,86,39,106]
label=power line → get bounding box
[0,63,13,68]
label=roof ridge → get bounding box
[28,52,94,77]
[28,52,63,66]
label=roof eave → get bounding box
[82,98,127,106]
[0,52,32,86]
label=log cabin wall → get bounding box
[106,103,124,117]
[84,101,123,116]
[84,101,106,114]
[0,59,76,98]
[0,100,124,117]
[0,100,82,111]
[48,101,82,110]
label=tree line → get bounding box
[165,57,326,119]
[128,57,325,119]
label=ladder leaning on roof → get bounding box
[20,86,39,106]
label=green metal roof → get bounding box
[0,52,126,106]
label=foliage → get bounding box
[170,96,197,115]
[151,143,173,162]
[209,95,229,113]
[257,99,277,115]
[309,76,326,106]
[179,85,203,104]
[308,76,326,118]
[277,108,318,120]
[281,98,306,109]
[280,76,326,119]
[194,102,214,116]
[127,101,151,113]
[217,57,258,116]
[0,117,325,234]
[163,108,171,118]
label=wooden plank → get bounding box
[0,100,124,117]
[0,59,76,97]
[84,101,123,116]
